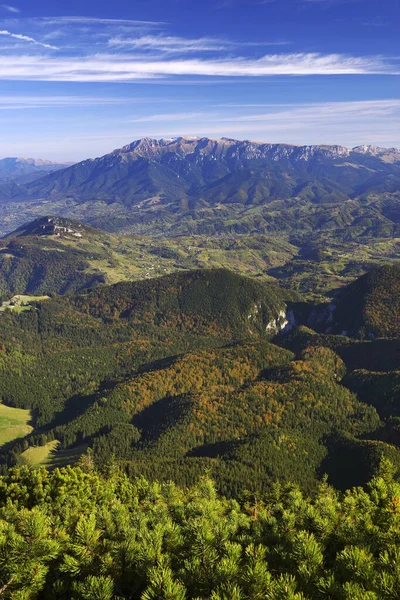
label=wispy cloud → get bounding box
[131,112,214,123]
[0,4,20,13]
[0,29,58,50]
[129,100,400,128]
[0,95,143,110]
[13,16,167,53]
[362,19,389,28]
[224,99,400,124]
[34,16,165,27]
[301,0,338,3]
[108,34,290,53]
[0,52,396,82]
[214,0,277,7]
[301,0,360,4]
[109,35,232,53]
[3,16,291,63]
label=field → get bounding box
[19,440,88,469]
[19,440,59,467]
[0,294,49,312]
[0,402,32,446]
[63,232,297,286]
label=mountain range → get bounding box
[0,136,398,236]
[0,157,72,185]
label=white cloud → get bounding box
[133,100,400,125]
[109,35,230,53]
[108,34,290,53]
[0,52,396,82]
[0,94,198,112]
[1,4,19,12]
[223,99,400,123]
[0,29,58,50]
[130,99,400,131]
[34,16,165,27]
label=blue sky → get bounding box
[0,0,399,161]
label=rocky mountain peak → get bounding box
[107,137,398,164]
[351,145,400,163]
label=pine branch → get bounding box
[0,576,15,597]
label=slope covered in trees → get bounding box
[0,269,289,430]
[0,266,399,496]
[12,341,376,496]
[331,264,400,338]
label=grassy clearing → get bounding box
[20,441,89,469]
[0,294,50,313]
[11,294,50,303]
[0,402,32,446]
[19,440,60,467]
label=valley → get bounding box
[0,215,399,303]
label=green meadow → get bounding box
[0,402,32,446]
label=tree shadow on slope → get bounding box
[187,439,241,459]
[319,432,400,490]
[133,394,192,444]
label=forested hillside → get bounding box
[0,269,289,431]
[331,264,400,338]
[0,266,399,498]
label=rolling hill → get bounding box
[0,268,291,427]
[330,264,400,338]
[1,215,398,301]
[0,215,298,297]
